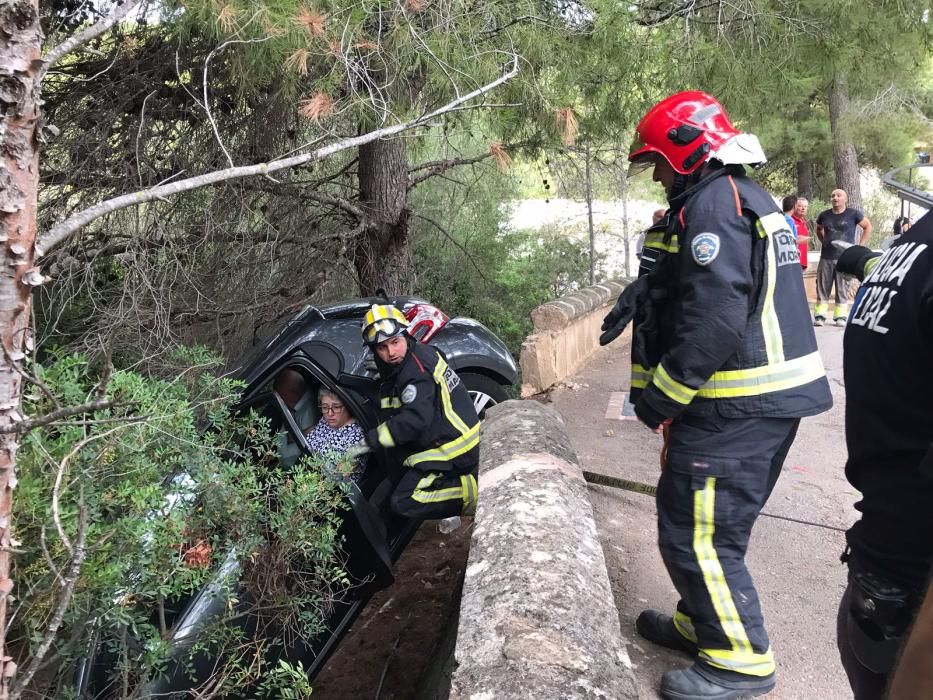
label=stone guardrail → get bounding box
[449,401,637,699]
[519,279,631,397]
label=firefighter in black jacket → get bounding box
[602,92,833,700]
[832,219,933,699]
[361,304,479,519]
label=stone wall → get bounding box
[519,280,629,396]
[450,401,637,699]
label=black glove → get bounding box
[600,276,650,346]
[634,395,668,431]
[836,244,882,281]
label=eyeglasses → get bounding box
[320,403,345,414]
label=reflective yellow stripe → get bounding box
[757,211,788,240]
[673,610,698,643]
[404,422,480,467]
[692,478,776,676]
[638,352,825,401]
[380,397,402,409]
[693,478,754,655]
[813,302,827,316]
[631,364,653,389]
[834,304,848,319]
[461,474,477,510]
[644,232,679,253]
[696,351,825,399]
[411,473,465,504]
[701,647,775,677]
[434,357,471,436]
[652,364,697,405]
[864,256,881,275]
[377,422,395,448]
[757,216,784,364]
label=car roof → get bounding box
[235,296,429,387]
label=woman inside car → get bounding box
[304,388,366,483]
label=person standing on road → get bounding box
[792,197,811,270]
[602,91,833,700]
[782,195,798,242]
[813,189,872,326]
[361,304,479,519]
[831,218,933,699]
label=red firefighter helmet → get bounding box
[629,91,756,175]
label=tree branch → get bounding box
[0,398,125,436]
[408,152,494,190]
[239,181,366,220]
[38,1,143,81]
[36,54,521,258]
[414,213,496,286]
[10,498,88,700]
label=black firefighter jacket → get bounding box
[366,339,480,473]
[631,166,833,428]
[842,213,933,588]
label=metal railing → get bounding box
[882,162,933,210]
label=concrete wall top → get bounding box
[530,279,631,332]
[450,400,638,699]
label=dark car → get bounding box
[74,296,516,697]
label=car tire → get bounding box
[459,372,510,419]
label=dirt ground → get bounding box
[312,521,471,699]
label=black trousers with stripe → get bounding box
[657,413,800,677]
[390,461,478,520]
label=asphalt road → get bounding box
[549,325,857,699]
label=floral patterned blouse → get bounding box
[303,419,366,482]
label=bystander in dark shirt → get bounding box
[817,207,865,260]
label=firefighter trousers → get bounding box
[657,413,800,678]
[390,462,478,520]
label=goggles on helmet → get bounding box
[363,318,406,345]
[361,304,410,345]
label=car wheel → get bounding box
[459,373,509,419]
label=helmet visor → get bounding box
[628,134,660,177]
[363,318,404,345]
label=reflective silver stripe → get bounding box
[461,474,477,509]
[757,213,785,363]
[637,351,825,400]
[700,647,776,677]
[697,351,825,398]
[433,357,471,436]
[644,232,679,253]
[673,610,698,643]
[411,473,464,504]
[652,363,697,405]
[631,364,653,389]
[404,422,480,467]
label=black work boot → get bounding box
[636,609,698,655]
[660,662,776,700]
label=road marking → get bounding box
[605,391,639,421]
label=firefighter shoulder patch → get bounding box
[401,384,417,404]
[691,233,720,266]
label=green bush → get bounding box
[11,348,349,697]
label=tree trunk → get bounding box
[354,137,412,296]
[828,72,862,210]
[0,0,42,692]
[796,159,815,200]
[584,145,595,285]
[618,148,632,277]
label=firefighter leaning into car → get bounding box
[601,91,833,700]
[831,219,933,699]
[361,304,479,520]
